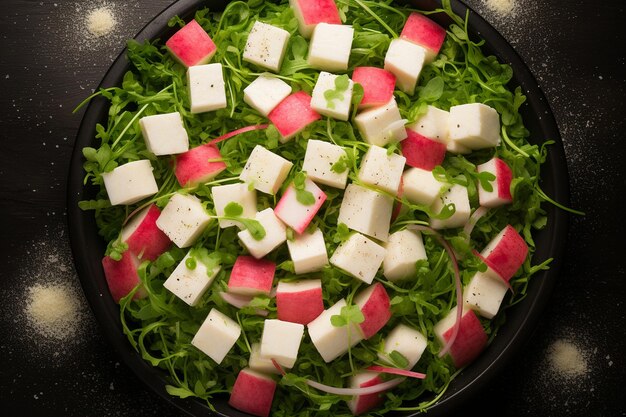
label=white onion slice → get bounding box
[209,124,269,145]
[366,365,426,379]
[463,206,489,238]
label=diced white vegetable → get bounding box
[276,279,324,324]
[383,229,427,281]
[307,23,354,71]
[139,112,189,156]
[239,145,294,195]
[429,184,471,229]
[260,319,305,368]
[378,323,428,369]
[330,232,386,284]
[463,271,509,319]
[302,139,349,189]
[211,182,257,229]
[337,183,393,242]
[187,63,227,113]
[163,251,220,306]
[357,145,406,195]
[249,342,281,374]
[243,73,292,116]
[401,167,444,206]
[307,298,363,362]
[156,193,212,248]
[447,137,472,154]
[274,178,327,234]
[353,98,407,147]
[102,160,159,206]
[243,21,290,72]
[310,71,354,121]
[476,157,513,208]
[346,371,385,415]
[406,105,449,143]
[448,103,501,149]
[289,0,341,38]
[286,228,329,274]
[191,308,241,364]
[237,208,287,258]
[384,38,426,94]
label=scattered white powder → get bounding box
[86,6,117,38]
[25,282,83,341]
[484,0,517,17]
[547,339,588,378]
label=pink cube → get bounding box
[480,225,528,282]
[276,280,324,325]
[101,251,146,303]
[400,12,446,63]
[228,368,277,417]
[434,307,488,368]
[401,129,447,171]
[477,157,513,208]
[268,92,321,142]
[351,67,396,109]
[354,282,391,339]
[346,372,386,415]
[228,256,276,296]
[165,19,217,67]
[121,204,172,261]
[290,0,341,38]
[174,143,227,187]
[274,178,327,234]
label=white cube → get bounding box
[163,251,221,306]
[102,160,159,206]
[243,21,290,72]
[357,145,406,195]
[463,271,509,319]
[239,145,294,195]
[429,184,471,229]
[139,112,189,156]
[307,23,354,71]
[187,63,227,113]
[260,319,304,368]
[211,182,257,229]
[337,183,393,242]
[307,298,363,362]
[243,73,292,116]
[383,229,427,281]
[249,342,281,374]
[330,232,386,284]
[402,167,444,206]
[156,193,212,248]
[447,137,471,154]
[302,139,349,189]
[449,103,501,149]
[191,308,241,364]
[353,98,408,147]
[311,71,354,121]
[378,323,427,369]
[384,38,426,94]
[407,105,449,143]
[286,228,329,274]
[238,208,287,259]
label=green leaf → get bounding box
[224,201,244,217]
[389,350,410,369]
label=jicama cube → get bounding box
[102,160,158,206]
[480,224,528,282]
[249,342,281,374]
[237,208,287,259]
[401,129,447,171]
[302,139,349,189]
[337,183,394,242]
[476,157,513,208]
[357,145,406,195]
[289,0,341,38]
[120,204,171,261]
[101,251,144,303]
[463,271,509,319]
[307,23,354,71]
[307,298,363,362]
[163,251,221,306]
[276,279,324,325]
[354,282,391,339]
[351,66,396,109]
[243,73,292,116]
[448,103,501,149]
[260,319,305,368]
[156,193,212,248]
[400,12,447,63]
[434,306,488,368]
[311,71,354,121]
[330,232,386,284]
[384,38,426,94]
[211,182,257,229]
[166,19,217,67]
[353,98,407,147]
[429,184,471,229]
[267,91,321,142]
[274,177,327,234]
[239,145,293,195]
[401,167,444,206]
[228,255,276,296]
[229,368,277,417]
[286,228,329,274]
[192,308,241,364]
[383,229,427,281]
[406,105,449,143]
[378,323,428,369]
[243,21,290,72]
[346,372,385,415]
[174,143,227,187]
[187,63,227,113]
[447,136,471,154]
[139,112,189,155]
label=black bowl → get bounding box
[67,1,569,416]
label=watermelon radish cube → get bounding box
[476,157,513,208]
[268,91,321,142]
[192,308,241,364]
[163,251,221,306]
[274,177,327,234]
[463,271,509,319]
[353,98,407,147]
[311,71,354,121]
[289,0,341,38]
[243,21,290,72]
[174,143,227,187]
[276,279,324,325]
[156,193,212,248]
[407,105,449,143]
[244,73,292,117]
[286,228,329,274]
[480,224,528,282]
[249,342,282,375]
[384,38,426,94]
[101,160,158,206]
[237,208,287,259]
[307,298,363,362]
[330,232,386,285]
[166,19,217,67]
[120,204,172,261]
[351,66,396,109]
[354,282,391,339]
[400,12,446,63]
[401,129,447,171]
[346,371,385,415]
[229,368,277,417]
[429,184,471,229]
[401,167,445,206]
[378,323,428,369]
[307,23,354,71]
[139,112,189,156]
[228,255,276,296]
[260,319,305,369]
[357,145,406,195]
[434,306,488,368]
[101,251,145,303]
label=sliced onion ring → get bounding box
[463,206,489,238]
[209,124,269,145]
[366,365,426,379]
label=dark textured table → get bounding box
[1,1,624,416]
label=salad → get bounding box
[77,0,560,415]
